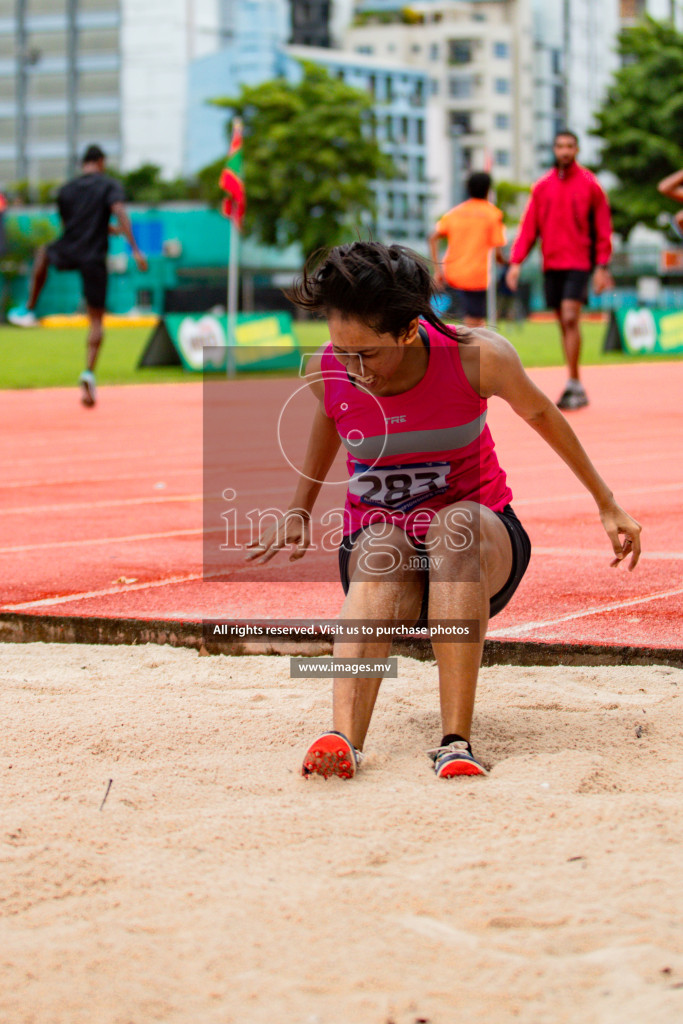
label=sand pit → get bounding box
[2,641,683,1023]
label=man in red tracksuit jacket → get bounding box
[506,131,614,410]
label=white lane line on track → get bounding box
[513,480,683,507]
[0,554,339,610]
[0,447,199,469]
[0,468,201,490]
[3,479,676,517]
[0,572,206,611]
[2,529,682,562]
[487,584,683,639]
[0,527,211,554]
[531,547,683,561]
[0,493,204,515]
[0,461,270,490]
[502,450,676,474]
[0,485,327,515]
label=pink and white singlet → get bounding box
[321,320,513,540]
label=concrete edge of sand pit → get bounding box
[1,612,682,670]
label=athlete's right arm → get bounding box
[245,349,342,563]
[111,201,148,272]
[506,189,539,290]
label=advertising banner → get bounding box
[139,311,300,372]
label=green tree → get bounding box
[6,179,59,205]
[207,61,397,257]
[494,180,531,226]
[6,166,197,208]
[592,16,683,238]
[111,164,199,204]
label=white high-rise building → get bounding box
[346,0,535,216]
[563,0,620,166]
[634,0,682,25]
[0,0,236,184]
[532,0,620,172]
[121,0,229,175]
[531,0,564,171]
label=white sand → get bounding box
[2,642,683,1024]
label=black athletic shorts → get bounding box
[447,286,488,320]
[544,269,590,310]
[47,242,108,309]
[338,504,531,623]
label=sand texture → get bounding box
[2,642,683,1024]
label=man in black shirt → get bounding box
[8,144,147,407]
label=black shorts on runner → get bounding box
[47,242,108,309]
[447,286,488,320]
[544,269,590,310]
[338,504,531,623]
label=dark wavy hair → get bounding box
[286,241,458,341]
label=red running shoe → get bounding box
[301,731,362,780]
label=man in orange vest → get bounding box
[429,171,506,328]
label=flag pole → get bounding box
[226,218,238,379]
[486,249,497,329]
[485,156,497,329]
[221,115,244,379]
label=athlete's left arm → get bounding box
[590,179,614,292]
[475,331,642,570]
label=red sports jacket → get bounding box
[510,162,612,272]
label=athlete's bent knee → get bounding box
[426,502,481,552]
[351,523,420,582]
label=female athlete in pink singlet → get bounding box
[248,243,642,780]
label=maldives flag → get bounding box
[220,119,246,229]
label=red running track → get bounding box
[1,362,682,649]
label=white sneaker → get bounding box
[557,379,588,410]
[7,306,39,327]
[79,371,97,407]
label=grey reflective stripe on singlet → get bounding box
[340,410,487,460]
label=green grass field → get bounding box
[0,318,678,390]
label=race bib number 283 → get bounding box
[349,461,450,512]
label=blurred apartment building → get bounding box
[346,0,633,196]
[289,0,331,45]
[287,44,430,242]
[534,0,681,168]
[0,0,673,228]
[532,0,620,169]
[0,0,233,184]
[187,0,430,246]
[346,0,535,214]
